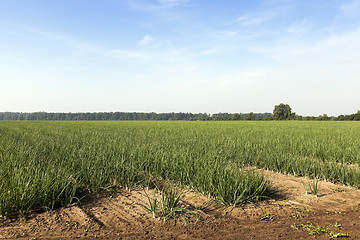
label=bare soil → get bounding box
[2,170,360,239]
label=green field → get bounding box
[1,121,360,217]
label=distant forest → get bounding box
[0,111,359,121]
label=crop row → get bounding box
[0,121,273,217]
[1,121,359,217]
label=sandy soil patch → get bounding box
[1,170,360,239]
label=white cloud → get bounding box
[139,35,155,46]
[231,12,277,26]
[109,46,201,76]
[229,3,293,27]
[320,29,360,48]
[25,27,101,54]
[200,45,238,56]
[157,0,191,8]
[340,0,360,18]
[287,19,311,35]
[261,0,294,6]
[221,31,238,37]
[126,0,192,11]
[266,28,360,63]
[110,49,150,60]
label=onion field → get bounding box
[1,121,359,217]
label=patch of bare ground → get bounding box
[2,170,360,239]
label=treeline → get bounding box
[0,112,272,121]
[297,112,360,121]
[0,111,359,121]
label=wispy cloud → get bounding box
[24,25,195,73]
[109,46,201,75]
[251,27,360,64]
[109,49,150,60]
[126,0,192,11]
[220,31,238,37]
[26,27,99,54]
[228,1,294,27]
[200,45,238,56]
[287,18,311,35]
[321,29,360,47]
[157,0,192,8]
[339,0,360,18]
[139,35,155,45]
[230,12,277,26]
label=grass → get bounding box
[0,121,360,217]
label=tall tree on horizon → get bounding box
[273,103,295,120]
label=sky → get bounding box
[1,0,360,116]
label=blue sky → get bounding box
[1,0,360,116]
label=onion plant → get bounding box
[1,121,359,217]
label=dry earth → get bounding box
[1,170,360,239]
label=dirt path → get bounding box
[1,170,360,239]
